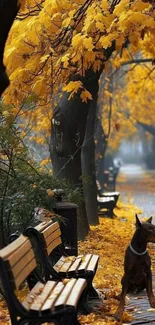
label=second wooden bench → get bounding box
[24,220,99,308]
[0,234,87,325]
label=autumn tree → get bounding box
[2,0,155,238]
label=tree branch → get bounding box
[137,121,155,136]
[122,58,153,65]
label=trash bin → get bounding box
[53,192,78,256]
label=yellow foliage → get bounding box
[83,37,94,51]
[2,0,155,147]
[63,80,83,99]
[80,89,92,103]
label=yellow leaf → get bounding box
[80,89,92,103]
[83,37,94,51]
[33,79,44,94]
[100,36,112,49]
[40,158,50,166]
[61,54,70,68]
[133,1,150,11]
[116,36,125,51]
[62,17,72,27]
[40,55,50,64]
[72,34,83,48]
[63,81,83,93]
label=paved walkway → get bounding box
[118,164,155,218]
[117,165,155,324]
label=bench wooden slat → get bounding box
[15,258,37,289]
[0,235,27,259]
[41,282,64,311]
[46,237,62,255]
[66,278,86,308]
[59,257,76,274]
[30,281,57,311]
[45,228,61,248]
[12,249,35,279]
[55,278,76,309]
[9,240,32,267]
[77,254,92,273]
[103,192,119,195]
[22,282,45,310]
[67,257,82,274]
[87,254,99,272]
[53,256,66,272]
[42,222,60,240]
[35,221,54,233]
[97,196,114,203]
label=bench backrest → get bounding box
[35,221,62,256]
[0,235,36,290]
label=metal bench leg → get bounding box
[70,315,81,325]
[60,310,78,325]
[78,294,92,315]
[88,284,99,298]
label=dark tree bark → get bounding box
[50,90,90,239]
[138,122,155,169]
[50,73,99,239]
[0,0,19,96]
[50,44,115,239]
[81,96,99,225]
[95,106,107,191]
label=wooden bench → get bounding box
[24,221,99,306]
[0,234,87,325]
[98,191,120,205]
[97,195,116,217]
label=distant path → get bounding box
[117,164,155,218]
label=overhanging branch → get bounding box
[122,58,153,65]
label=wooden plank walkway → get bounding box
[127,276,155,324]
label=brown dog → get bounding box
[114,214,155,321]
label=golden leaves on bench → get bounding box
[62,278,70,285]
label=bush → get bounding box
[0,104,82,247]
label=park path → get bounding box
[117,164,155,324]
[117,164,155,219]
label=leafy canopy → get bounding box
[2,0,155,147]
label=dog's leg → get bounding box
[145,268,155,308]
[114,275,129,321]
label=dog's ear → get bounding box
[135,214,141,228]
[147,216,152,224]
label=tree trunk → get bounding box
[138,122,155,169]
[50,45,116,239]
[50,72,100,239]
[50,94,88,240]
[0,0,19,96]
[95,103,107,192]
[81,96,99,225]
